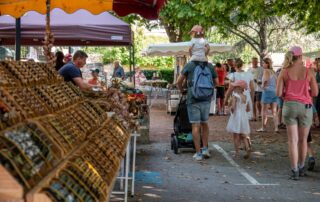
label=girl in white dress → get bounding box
[226,80,252,159]
[225,58,255,119]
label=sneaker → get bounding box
[290,170,299,180]
[278,123,286,129]
[193,152,203,161]
[299,167,307,177]
[308,157,316,171]
[202,148,211,159]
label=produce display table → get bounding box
[140,80,168,107]
[0,61,135,202]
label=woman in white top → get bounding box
[225,58,255,119]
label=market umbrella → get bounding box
[0,0,166,59]
[0,0,166,20]
[143,42,233,56]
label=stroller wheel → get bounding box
[170,134,175,150]
[173,136,179,154]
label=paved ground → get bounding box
[119,99,320,201]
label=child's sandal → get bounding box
[256,128,266,132]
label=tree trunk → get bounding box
[258,18,268,66]
[162,23,183,43]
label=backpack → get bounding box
[191,62,214,100]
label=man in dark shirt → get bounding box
[59,50,93,90]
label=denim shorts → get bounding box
[261,90,278,104]
[187,101,211,124]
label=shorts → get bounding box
[254,91,262,102]
[187,101,211,124]
[282,101,313,127]
[216,86,225,99]
[261,90,278,104]
[307,131,312,143]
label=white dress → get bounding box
[227,71,253,119]
[226,93,250,135]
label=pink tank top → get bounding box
[283,69,312,104]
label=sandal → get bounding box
[256,128,266,132]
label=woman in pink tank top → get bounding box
[276,46,318,180]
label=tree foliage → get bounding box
[190,0,297,62]
[159,0,212,42]
[274,1,320,34]
[84,26,174,70]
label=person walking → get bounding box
[314,58,320,127]
[276,46,318,180]
[247,57,264,121]
[256,58,279,133]
[215,62,227,115]
[176,61,218,161]
[225,58,255,120]
[226,80,251,159]
[177,26,218,161]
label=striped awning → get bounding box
[0,0,166,19]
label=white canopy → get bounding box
[303,50,320,59]
[143,42,233,56]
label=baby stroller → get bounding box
[171,95,194,154]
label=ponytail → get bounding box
[283,51,300,69]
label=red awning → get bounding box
[113,0,166,20]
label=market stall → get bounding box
[0,9,132,46]
[0,61,136,201]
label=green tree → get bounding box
[190,0,297,63]
[274,1,320,34]
[84,26,174,70]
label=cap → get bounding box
[289,46,303,56]
[231,80,247,90]
[189,25,204,34]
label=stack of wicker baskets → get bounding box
[0,61,131,201]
